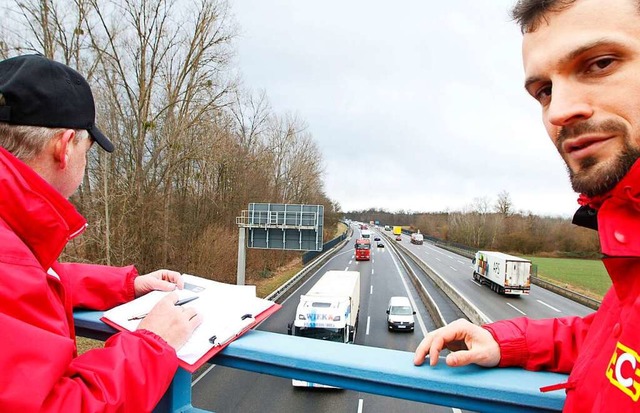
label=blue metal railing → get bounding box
[74,310,567,413]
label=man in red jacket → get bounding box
[0,54,202,412]
[414,0,640,411]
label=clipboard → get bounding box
[101,274,281,373]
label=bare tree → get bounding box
[8,0,92,64]
[229,88,271,151]
[494,190,513,216]
[447,197,492,248]
[4,0,337,279]
[80,0,238,267]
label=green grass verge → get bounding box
[526,256,611,300]
[254,263,303,298]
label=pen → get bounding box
[175,296,199,306]
[127,295,200,321]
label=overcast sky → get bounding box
[229,1,580,218]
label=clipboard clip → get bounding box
[208,314,254,346]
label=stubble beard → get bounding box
[559,130,640,197]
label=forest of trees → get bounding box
[0,0,341,282]
[346,191,601,259]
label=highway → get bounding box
[191,225,461,412]
[191,225,593,412]
[394,231,592,322]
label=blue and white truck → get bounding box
[289,270,360,387]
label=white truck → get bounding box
[472,251,531,295]
[289,270,361,387]
[410,232,424,245]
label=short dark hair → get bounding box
[511,0,640,33]
[510,0,577,33]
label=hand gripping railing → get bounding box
[74,310,567,413]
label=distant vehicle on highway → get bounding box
[374,237,381,241]
[395,235,402,241]
[386,296,415,332]
[377,242,384,248]
[410,232,423,245]
[354,238,371,261]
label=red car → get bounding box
[395,235,402,241]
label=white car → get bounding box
[386,296,415,332]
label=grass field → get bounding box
[526,256,611,300]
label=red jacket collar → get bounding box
[0,147,86,269]
[578,159,640,256]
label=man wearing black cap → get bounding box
[0,54,202,412]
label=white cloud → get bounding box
[231,0,580,218]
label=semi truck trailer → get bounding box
[472,251,531,295]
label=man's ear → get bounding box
[52,129,76,169]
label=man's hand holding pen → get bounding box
[137,292,203,350]
[128,296,199,321]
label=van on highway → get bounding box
[386,296,415,332]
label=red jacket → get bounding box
[484,160,640,412]
[0,147,178,412]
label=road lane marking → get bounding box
[345,266,349,271]
[357,399,364,413]
[370,285,373,295]
[507,302,526,315]
[192,364,216,386]
[470,279,483,288]
[457,260,466,264]
[435,257,441,262]
[449,266,457,272]
[387,246,428,335]
[537,299,561,312]
[366,316,371,335]
[372,268,375,275]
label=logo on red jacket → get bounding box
[606,341,640,401]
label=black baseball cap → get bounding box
[0,54,114,152]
